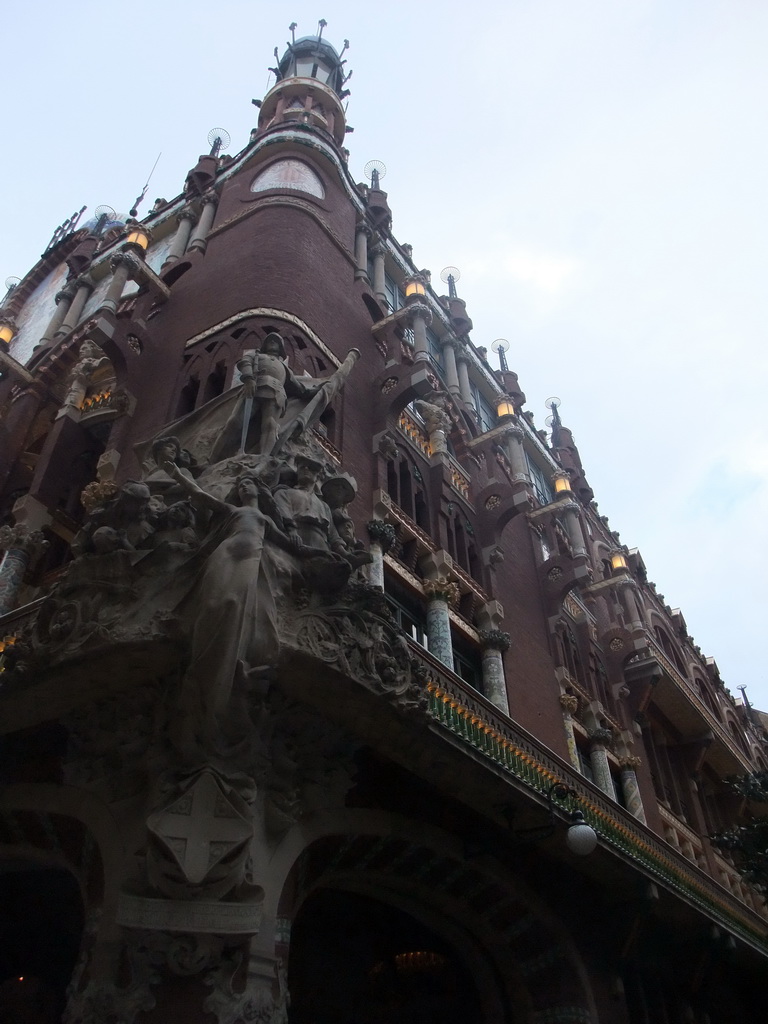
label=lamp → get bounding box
[496,398,515,419]
[553,471,572,494]
[404,275,426,302]
[0,316,17,348]
[503,781,598,856]
[610,550,628,572]
[125,224,150,253]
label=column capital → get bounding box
[109,251,142,275]
[440,334,462,352]
[503,423,525,442]
[355,220,372,238]
[619,754,643,770]
[422,576,460,605]
[406,302,432,328]
[200,189,219,207]
[589,727,614,748]
[366,519,396,552]
[370,240,387,258]
[455,341,471,364]
[55,280,78,305]
[479,628,511,653]
[560,693,580,715]
[176,206,197,224]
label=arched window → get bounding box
[387,449,429,532]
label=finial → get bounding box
[207,128,231,158]
[289,22,297,44]
[545,396,562,445]
[364,160,386,190]
[317,18,327,43]
[491,338,510,372]
[441,266,461,299]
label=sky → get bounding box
[3,1,767,707]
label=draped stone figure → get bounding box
[161,458,290,761]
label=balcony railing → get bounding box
[409,642,768,952]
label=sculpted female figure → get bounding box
[161,459,286,760]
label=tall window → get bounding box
[525,453,553,506]
[386,591,428,650]
[470,384,496,434]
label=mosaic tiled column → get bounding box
[371,241,387,305]
[0,525,48,616]
[366,520,396,590]
[407,303,432,362]
[188,191,219,253]
[619,755,647,824]
[163,208,197,266]
[479,629,511,714]
[560,693,581,770]
[354,222,371,280]
[422,576,459,671]
[589,728,617,799]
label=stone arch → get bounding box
[0,784,123,1020]
[268,809,598,1024]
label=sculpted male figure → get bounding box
[273,455,345,555]
[237,332,313,455]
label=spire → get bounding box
[254,23,352,148]
[546,398,594,503]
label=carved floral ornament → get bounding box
[366,519,396,552]
[560,693,580,715]
[479,628,511,653]
[422,575,460,606]
[619,755,643,771]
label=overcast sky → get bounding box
[3,1,767,708]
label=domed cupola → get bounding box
[256,22,351,148]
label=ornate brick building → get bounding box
[0,28,766,1024]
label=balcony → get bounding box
[409,641,768,951]
[631,636,753,775]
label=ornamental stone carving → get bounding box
[559,693,579,715]
[589,727,614,748]
[422,576,460,606]
[366,519,396,552]
[109,251,143,275]
[405,302,433,328]
[479,628,511,653]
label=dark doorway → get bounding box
[0,866,84,1023]
[289,889,483,1024]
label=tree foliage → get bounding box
[711,770,768,897]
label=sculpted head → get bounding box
[152,435,182,466]
[295,454,323,488]
[261,332,286,358]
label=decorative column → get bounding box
[479,629,511,714]
[440,337,461,398]
[52,275,93,342]
[36,279,77,349]
[354,222,371,281]
[162,208,197,266]
[366,520,396,590]
[0,525,49,616]
[619,755,647,823]
[414,398,451,456]
[422,576,459,671]
[617,577,644,632]
[187,191,218,254]
[99,253,140,315]
[588,727,617,799]
[502,424,530,484]
[456,344,473,407]
[371,240,387,304]
[557,498,588,557]
[560,693,581,770]
[407,303,432,362]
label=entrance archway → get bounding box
[0,865,84,1023]
[289,888,483,1024]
